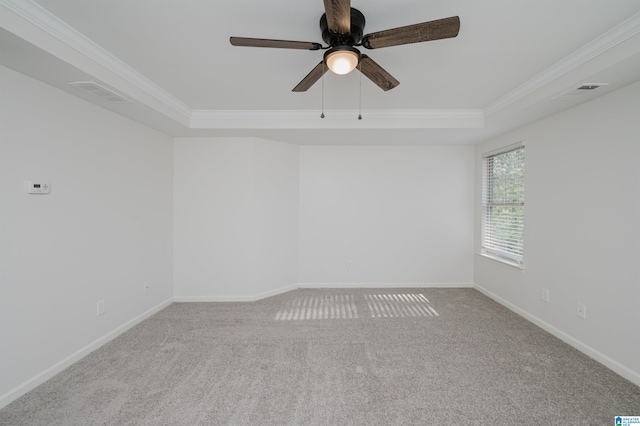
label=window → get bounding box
[481,143,525,266]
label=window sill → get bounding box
[476,253,526,271]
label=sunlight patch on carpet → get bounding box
[365,294,439,318]
[275,295,359,320]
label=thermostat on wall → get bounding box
[26,180,50,194]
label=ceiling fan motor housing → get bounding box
[320,8,366,46]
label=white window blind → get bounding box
[482,144,525,265]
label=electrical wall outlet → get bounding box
[143,281,150,293]
[97,299,106,316]
[541,288,549,303]
[346,260,353,270]
[577,302,586,319]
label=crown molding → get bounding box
[483,11,640,117]
[0,1,482,131]
[3,0,637,132]
[0,0,193,120]
[189,109,484,129]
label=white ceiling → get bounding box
[2,0,640,145]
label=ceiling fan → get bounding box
[230,0,460,92]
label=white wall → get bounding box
[174,142,474,296]
[173,137,299,300]
[474,81,640,384]
[3,57,637,409]
[299,145,475,286]
[0,65,174,406]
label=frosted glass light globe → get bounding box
[325,48,360,75]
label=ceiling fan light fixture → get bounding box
[231,5,461,92]
[324,46,361,75]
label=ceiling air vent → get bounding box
[551,83,609,101]
[67,81,131,103]
[576,84,602,90]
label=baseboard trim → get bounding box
[173,284,299,302]
[0,298,174,410]
[300,282,475,289]
[473,283,640,387]
[174,282,474,302]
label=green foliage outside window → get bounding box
[482,146,525,263]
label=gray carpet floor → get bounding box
[1,288,639,425]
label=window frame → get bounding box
[481,142,525,269]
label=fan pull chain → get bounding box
[358,60,363,120]
[321,62,325,119]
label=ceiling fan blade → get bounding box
[323,0,351,34]
[292,62,328,92]
[230,37,322,50]
[362,16,460,49]
[359,55,399,91]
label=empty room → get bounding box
[1,0,639,424]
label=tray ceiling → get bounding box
[2,0,640,144]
